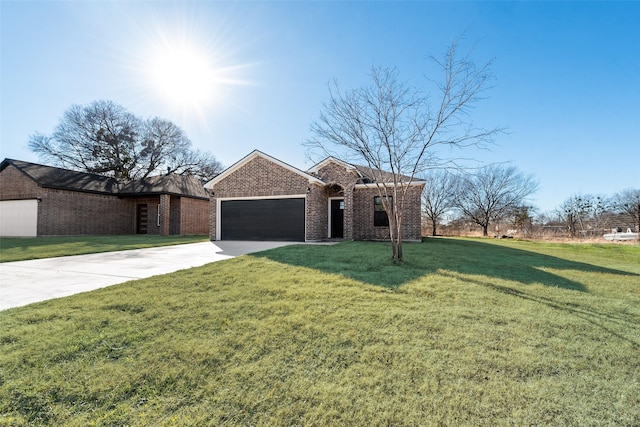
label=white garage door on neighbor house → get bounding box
[0,199,38,236]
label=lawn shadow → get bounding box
[252,238,639,292]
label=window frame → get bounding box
[373,195,392,227]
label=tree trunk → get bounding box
[482,224,489,237]
[395,216,404,263]
[431,222,437,237]
[388,216,398,263]
[388,209,402,264]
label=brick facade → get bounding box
[1,162,209,236]
[306,184,327,241]
[209,156,309,199]
[205,150,425,242]
[207,156,310,240]
[0,164,40,200]
[38,188,135,235]
[351,186,423,241]
[179,197,209,235]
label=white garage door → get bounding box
[0,199,38,236]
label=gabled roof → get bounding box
[204,149,324,188]
[308,157,426,186]
[119,174,209,199]
[307,157,363,177]
[1,158,210,198]
[1,158,119,194]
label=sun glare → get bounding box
[131,18,255,126]
[150,44,217,110]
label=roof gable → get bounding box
[307,157,362,177]
[204,150,324,188]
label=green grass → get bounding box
[0,235,209,262]
[0,238,638,426]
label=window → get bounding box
[374,196,392,227]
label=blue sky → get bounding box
[1,1,638,213]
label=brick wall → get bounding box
[352,185,423,241]
[0,164,41,200]
[306,184,327,241]
[170,196,181,235]
[1,165,134,235]
[314,161,424,241]
[179,197,209,235]
[207,155,424,242]
[352,187,389,240]
[209,156,310,240]
[38,188,135,235]
[316,163,359,240]
[314,162,359,187]
[402,185,424,241]
[2,163,208,236]
[211,157,309,198]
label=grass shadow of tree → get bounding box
[253,238,639,292]
[439,270,640,348]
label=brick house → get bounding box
[204,150,425,242]
[0,158,209,237]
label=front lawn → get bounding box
[0,238,638,425]
[0,235,209,262]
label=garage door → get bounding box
[0,199,38,236]
[221,198,305,241]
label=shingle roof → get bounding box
[350,164,425,185]
[308,157,424,185]
[1,158,119,194]
[1,158,209,199]
[119,174,209,199]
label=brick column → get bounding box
[343,183,354,240]
[159,194,170,236]
[209,196,217,240]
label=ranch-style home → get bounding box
[204,150,425,242]
[0,158,209,237]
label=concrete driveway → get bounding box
[0,241,295,311]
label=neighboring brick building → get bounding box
[0,159,209,237]
[204,150,425,242]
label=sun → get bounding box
[149,43,217,110]
[133,24,255,124]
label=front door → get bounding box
[136,204,148,234]
[330,199,344,238]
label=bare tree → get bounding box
[422,170,460,236]
[556,194,593,238]
[307,40,500,262]
[29,100,223,181]
[138,117,191,178]
[455,165,539,237]
[510,205,535,237]
[29,100,141,179]
[167,149,223,183]
[611,188,640,232]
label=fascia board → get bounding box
[205,150,324,189]
[354,180,426,189]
